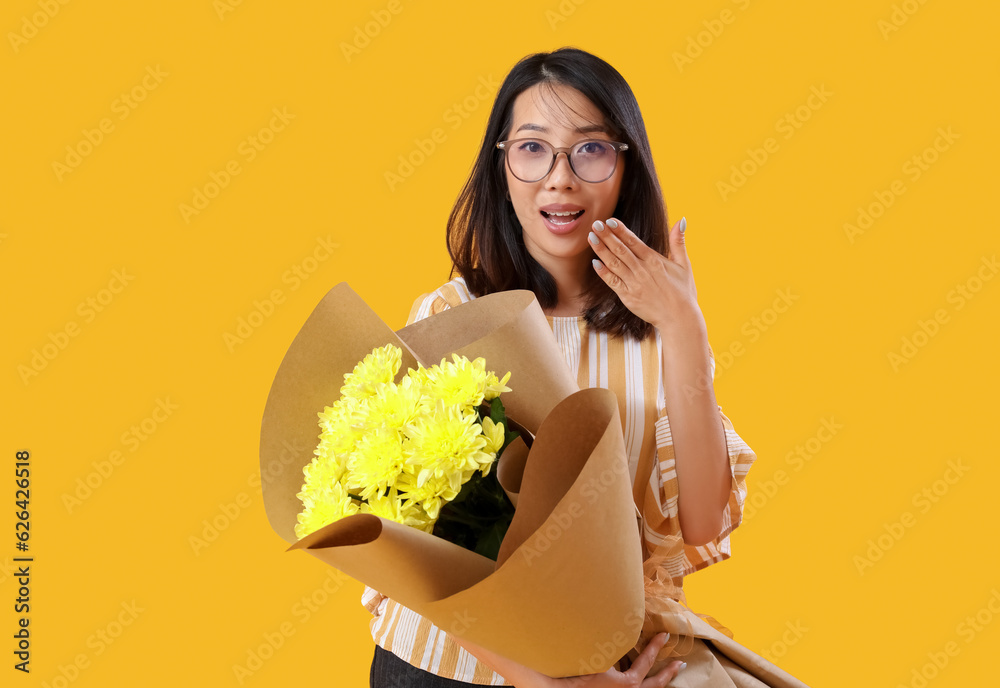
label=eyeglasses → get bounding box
[496,138,628,183]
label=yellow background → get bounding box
[2,1,998,686]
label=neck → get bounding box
[540,257,591,317]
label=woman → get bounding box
[365,47,803,687]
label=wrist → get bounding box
[653,307,706,339]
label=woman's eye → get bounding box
[518,140,545,154]
[579,141,609,155]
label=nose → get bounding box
[546,150,578,188]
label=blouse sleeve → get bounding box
[405,290,453,325]
[362,289,455,616]
[647,343,757,576]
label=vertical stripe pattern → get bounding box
[362,277,758,684]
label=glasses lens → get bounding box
[571,140,617,182]
[505,139,620,182]
[507,139,552,182]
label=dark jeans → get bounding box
[370,644,484,687]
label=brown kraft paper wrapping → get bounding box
[259,283,644,677]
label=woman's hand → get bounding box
[453,631,684,688]
[589,217,703,333]
[547,632,686,688]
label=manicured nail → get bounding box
[606,218,618,228]
[588,231,600,245]
[679,217,686,234]
[677,661,688,672]
[592,258,603,270]
[592,220,604,231]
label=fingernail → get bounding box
[677,661,688,672]
[592,258,603,270]
[593,220,604,231]
[606,219,618,228]
[679,217,686,234]
[588,231,600,245]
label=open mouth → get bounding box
[540,209,585,225]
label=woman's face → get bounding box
[503,82,625,280]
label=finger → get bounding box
[602,217,656,264]
[625,632,669,681]
[591,256,627,293]
[590,220,639,276]
[641,659,687,688]
[667,217,690,268]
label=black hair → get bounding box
[446,47,670,339]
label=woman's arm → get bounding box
[587,216,731,546]
[657,314,731,547]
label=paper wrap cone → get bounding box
[260,283,645,677]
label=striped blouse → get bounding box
[362,277,758,685]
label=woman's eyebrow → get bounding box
[514,123,607,135]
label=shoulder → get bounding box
[406,276,477,325]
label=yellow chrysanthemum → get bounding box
[483,370,512,401]
[363,376,424,432]
[340,344,402,400]
[296,345,512,540]
[345,426,407,501]
[405,364,433,391]
[361,487,435,532]
[395,470,463,521]
[480,416,505,458]
[405,400,493,487]
[298,453,347,502]
[294,481,360,539]
[317,398,362,457]
[421,354,493,411]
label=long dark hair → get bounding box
[446,47,670,340]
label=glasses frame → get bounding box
[496,137,629,183]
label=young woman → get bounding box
[364,47,791,687]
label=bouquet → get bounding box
[295,343,519,560]
[261,284,813,687]
[261,283,644,676]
